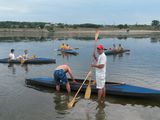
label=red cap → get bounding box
[97,44,104,50]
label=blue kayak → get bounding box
[25,77,160,99]
[0,58,56,64]
[105,49,130,55]
[58,49,78,55]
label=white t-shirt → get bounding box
[9,53,15,60]
[95,52,107,78]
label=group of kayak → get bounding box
[3,43,160,101]
[58,43,130,56]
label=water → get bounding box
[0,37,160,120]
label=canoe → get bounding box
[105,49,130,55]
[0,58,56,64]
[25,77,160,99]
[58,49,78,55]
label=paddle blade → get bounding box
[67,97,76,109]
[95,30,100,41]
[20,58,25,65]
[84,82,91,99]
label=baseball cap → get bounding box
[97,44,104,50]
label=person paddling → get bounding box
[53,64,78,93]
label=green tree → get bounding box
[151,20,159,29]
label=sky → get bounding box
[0,0,160,25]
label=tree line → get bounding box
[0,20,159,31]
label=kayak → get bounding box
[25,77,160,98]
[0,58,56,64]
[105,49,130,55]
[58,49,78,55]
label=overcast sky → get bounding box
[0,0,159,25]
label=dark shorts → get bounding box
[54,69,68,85]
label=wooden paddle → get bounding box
[20,58,26,65]
[84,72,92,99]
[84,30,100,99]
[67,70,92,109]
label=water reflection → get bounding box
[109,52,130,62]
[53,92,69,114]
[21,64,29,73]
[0,36,51,42]
[150,37,160,43]
[7,63,29,74]
[8,63,16,74]
[95,102,107,120]
[57,52,78,60]
[106,96,160,107]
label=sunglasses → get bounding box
[97,48,102,50]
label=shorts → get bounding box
[96,76,105,89]
[54,69,68,85]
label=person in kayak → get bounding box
[117,44,123,51]
[53,64,77,93]
[113,44,117,51]
[60,43,67,50]
[65,44,73,50]
[91,44,107,102]
[22,49,29,59]
[8,49,15,60]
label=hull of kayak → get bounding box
[25,77,160,98]
[58,49,78,55]
[105,49,130,55]
[0,58,56,64]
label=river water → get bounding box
[0,37,160,120]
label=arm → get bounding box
[93,52,98,62]
[67,66,77,83]
[91,64,104,69]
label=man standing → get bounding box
[53,64,77,93]
[91,44,107,102]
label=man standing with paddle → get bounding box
[91,44,107,102]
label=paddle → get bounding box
[67,71,92,109]
[20,58,26,65]
[84,30,100,99]
[84,72,92,99]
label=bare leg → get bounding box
[66,82,71,93]
[98,89,103,102]
[56,85,60,91]
[102,87,105,99]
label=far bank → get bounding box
[0,28,160,38]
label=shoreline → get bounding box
[53,29,160,38]
[0,28,160,38]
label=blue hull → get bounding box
[58,49,78,55]
[105,49,130,55]
[25,77,160,98]
[0,58,56,64]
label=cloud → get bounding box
[0,6,29,14]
